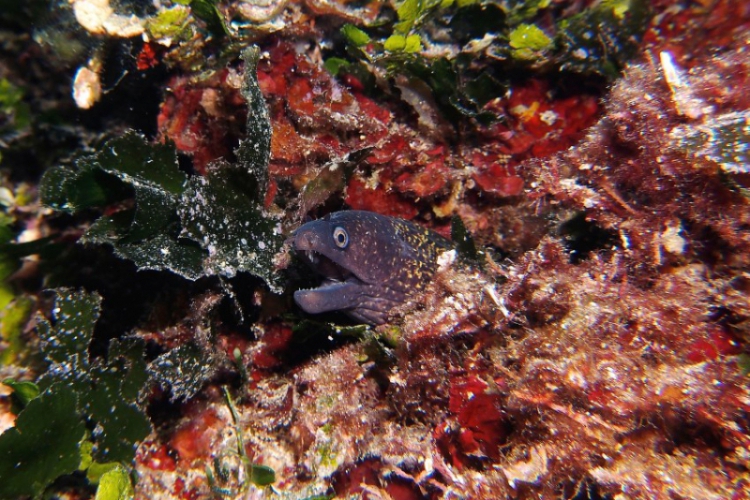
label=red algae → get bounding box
[137,441,177,472]
[157,69,247,173]
[250,322,294,370]
[170,405,222,464]
[345,174,420,219]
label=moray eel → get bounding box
[292,210,453,325]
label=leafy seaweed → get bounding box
[178,161,284,289]
[38,162,127,214]
[236,46,273,195]
[392,0,453,38]
[341,24,371,47]
[175,47,284,290]
[2,378,39,413]
[324,57,351,76]
[149,342,215,401]
[146,5,192,40]
[384,34,422,53]
[0,384,85,499]
[509,23,552,60]
[37,288,102,378]
[186,0,229,38]
[94,465,134,500]
[0,289,153,497]
[87,219,207,280]
[40,46,284,289]
[79,132,187,238]
[36,289,152,463]
[40,131,208,279]
[86,360,151,462]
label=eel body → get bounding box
[292,210,453,325]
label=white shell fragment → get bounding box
[72,66,102,109]
[71,0,145,37]
[660,51,713,119]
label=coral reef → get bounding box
[1,0,749,499]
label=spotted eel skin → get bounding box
[292,210,453,325]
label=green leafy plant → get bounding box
[35,289,151,463]
[40,129,206,279]
[341,24,370,47]
[173,0,229,38]
[146,5,192,40]
[0,289,149,499]
[40,46,284,291]
[509,23,552,60]
[0,383,85,499]
[94,465,134,500]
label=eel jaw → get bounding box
[293,278,366,315]
[293,279,391,325]
[298,249,353,282]
[293,242,366,315]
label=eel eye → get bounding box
[333,226,349,249]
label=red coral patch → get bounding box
[345,175,419,219]
[170,406,221,464]
[436,375,509,468]
[157,70,246,173]
[137,441,177,472]
[686,327,741,363]
[252,322,294,370]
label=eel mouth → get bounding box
[291,225,372,315]
[298,248,353,282]
[292,232,368,315]
[293,252,366,314]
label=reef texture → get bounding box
[1,0,750,499]
[138,2,750,498]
